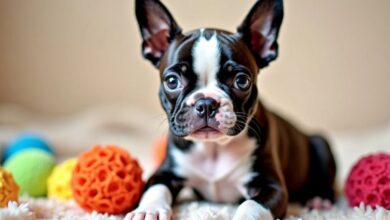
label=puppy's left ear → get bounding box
[237,0,283,68]
[135,0,182,67]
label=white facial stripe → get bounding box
[192,30,220,87]
[187,30,224,106]
[185,87,228,105]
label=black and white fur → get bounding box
[127,0,336,219]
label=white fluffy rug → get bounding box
[0,197,389,220]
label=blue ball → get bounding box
[3,133,55,162]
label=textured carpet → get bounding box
[0,197,389,220]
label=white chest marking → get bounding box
[172,132,257,202]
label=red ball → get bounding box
[345,152,390,209]
[71,145,144,214]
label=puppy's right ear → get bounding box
[237,0,283,68]
[135,0,182,67]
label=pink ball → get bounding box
[345,153,390,209]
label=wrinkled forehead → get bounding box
[160,29,258,77]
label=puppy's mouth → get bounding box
[190,125,223,139]
[195,126,219,133]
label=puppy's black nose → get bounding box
[194,98,219,118]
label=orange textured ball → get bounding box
[71,145,144,214]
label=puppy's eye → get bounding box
[164,73,182,91]
[234,73,251,91]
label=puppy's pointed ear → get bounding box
[237,0,283,68]
[135,0,182,67]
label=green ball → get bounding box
[4,149,55,197]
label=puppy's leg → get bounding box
[125,184,172,220]
[289,135,336,209]
[308,135,336,202]
[125,170,184,220]
[304,135,336,210]
[233,174,288,219]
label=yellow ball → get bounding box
[0,167,19,207]
[47,158,77,200]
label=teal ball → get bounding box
[3,133,55,162]
[4,149,55,197]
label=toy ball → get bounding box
[47,158,77,201]
[3,133,55,162]
[152,136,168,169]
[71,145,144,214]
[4,149,55,197]
[345,152,390,209]
[0,167,19,207]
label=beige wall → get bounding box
[0,0,389,131]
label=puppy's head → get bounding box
[135,0,283,141]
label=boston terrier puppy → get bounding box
[127,0,336,219]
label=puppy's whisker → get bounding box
[148,113,168,120]
[235,118,263,141]
[158,117,168,128]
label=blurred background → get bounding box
[1,0,390,130]
[0,0,389,179]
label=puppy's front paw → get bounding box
[125,184,173,220]
[306,196,332,210]
[232,200,273,220]
[124,204,172,220]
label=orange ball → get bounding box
[152,136,168,169]
[71,145,144,214]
